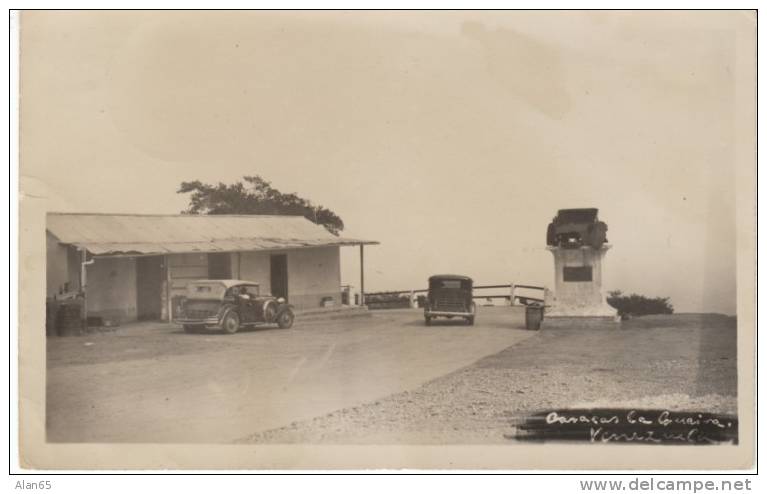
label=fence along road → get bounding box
[364,283,546,309]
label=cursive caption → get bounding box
[511,408,738,445]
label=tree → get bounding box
[178,176,345,235]
[606,290,674,318]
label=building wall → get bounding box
[85,257,137,323]
[166,253,209,319]
[239,247,342,310]
[238,251,271,288]
[286,246,341,310]
[46,231,69,297]
[167,253,209,298]
[46,232,81,298]
[55,246,343,323]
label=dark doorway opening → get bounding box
[270,254,288,299]
[208,253,232,279]
[136,256,164,320]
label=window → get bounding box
[430,279,470,290]
[440,280,463,289]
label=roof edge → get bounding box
[47,212,307,218]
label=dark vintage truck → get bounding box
[546,208,608,249]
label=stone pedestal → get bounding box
[544,245,619,326]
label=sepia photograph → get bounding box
[15,9,756,470]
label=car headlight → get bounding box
[277,297,286,304]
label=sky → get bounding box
[20,11,753,314]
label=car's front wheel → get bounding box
[277,309,295,329]
[222,312,240,334]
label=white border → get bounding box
[7,2,761,486]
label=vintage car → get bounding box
[175,279,295,334]
[423,274,476,326]
[546,208,608,249]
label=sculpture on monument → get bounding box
[544,208,619,321]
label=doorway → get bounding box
[270,254,288,299]
[208,253,232,279]
[136,256,163,320]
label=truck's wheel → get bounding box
[546,223,556,246]
[277,309,295,329]
[222,312,240,334]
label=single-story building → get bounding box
[46,213,378,323]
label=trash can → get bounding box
[525,305,543,330]
[56,301,83,336]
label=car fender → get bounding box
[276,303,294,315]
[262,299,279,322]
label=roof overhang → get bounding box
[46,213,379,257]
[62,238,379,258]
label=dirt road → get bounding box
[47,307,534,443]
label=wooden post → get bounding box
[359,244,365,306]
[165,255,172,323]
[510,283,516,306]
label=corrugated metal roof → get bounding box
[47,213,378,256]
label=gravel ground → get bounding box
[241,313,737,444]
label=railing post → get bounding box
[510,283,516,306]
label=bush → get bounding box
[607,290,674,318]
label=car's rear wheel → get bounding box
[222,312,240,334]
[277,309,295,329]
[424,316,432,326]
[466,316,475,326]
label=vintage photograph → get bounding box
[17,10,755,469]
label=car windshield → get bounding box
[229,285,260,297]
[186,282,227,300]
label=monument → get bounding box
[543,208,619,327]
